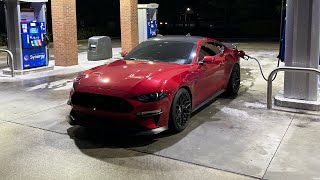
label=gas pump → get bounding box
[4,0,49,71]
[21,21,48,69]
[138,3,159,43]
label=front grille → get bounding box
[73,111,148,131]
[71,92,133,113]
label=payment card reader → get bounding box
[21,21,48,69]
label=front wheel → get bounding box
[169,89,192,133]
[225,64,240,96]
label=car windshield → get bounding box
[124,41,196,64]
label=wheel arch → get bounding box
[228,63,240,80]
[168,86,193,133]
[179,86,193,108]
[180,86,192,99]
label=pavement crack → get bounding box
[125,148,261,180]
[1,119,68,136]
[10,102,68,122]
[0,121,8,125]
[261,113,296,179]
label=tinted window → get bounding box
[124,41,196,64]
[198,43,217,60]
[198,42,224,61]
[208,42,224,54]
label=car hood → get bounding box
[77,60,190,95]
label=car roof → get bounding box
[147,36,206,44]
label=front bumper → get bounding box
[68,110,168,135]
[68,86,173,130]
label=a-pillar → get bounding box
[275,0,320,111]
[120,0,139,52]
[51,0,78,66]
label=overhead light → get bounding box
[187,8,191,11]
[160,22,163,25]
[165,22,168,25]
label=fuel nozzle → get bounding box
[238,50,246,59]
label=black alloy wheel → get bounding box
[225,64,240,96]
[169,88,192,133]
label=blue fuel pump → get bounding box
[21,21,47,69]
[147,20,157,38]
[4,0,49,72]
[278,17,320,65]
[138,3,159,43]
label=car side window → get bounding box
[198,42,217,61]
[207,42,224,55]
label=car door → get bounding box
[207,42,226,90]
[193,42,221,106]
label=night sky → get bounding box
[1,0,283,39]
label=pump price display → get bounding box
[30,28,38,34]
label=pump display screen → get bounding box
[30,28,39,34]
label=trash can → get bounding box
[87,36,112,61]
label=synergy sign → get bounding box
[24,53,46,61]
[30,53,46,61]
[23,51,47,68]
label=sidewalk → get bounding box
[0,37,122,81]
[0,47,122,81]
[0,38,121,69]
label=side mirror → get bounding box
[121,51,128,57]
[203,56,215,63]
[238,50,246,59]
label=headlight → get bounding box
[136,92,168,102]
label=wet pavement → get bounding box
[0,42,320,180]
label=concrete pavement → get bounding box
[0,42,319,180]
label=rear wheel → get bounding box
[225,64,240,96]
[169,89,192,133]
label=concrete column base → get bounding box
[275,90,320,111]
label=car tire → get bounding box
[225,64,240,96]
[169,88,192,133]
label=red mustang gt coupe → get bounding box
[69,36,244,134]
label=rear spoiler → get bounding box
[222,42,237,49]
